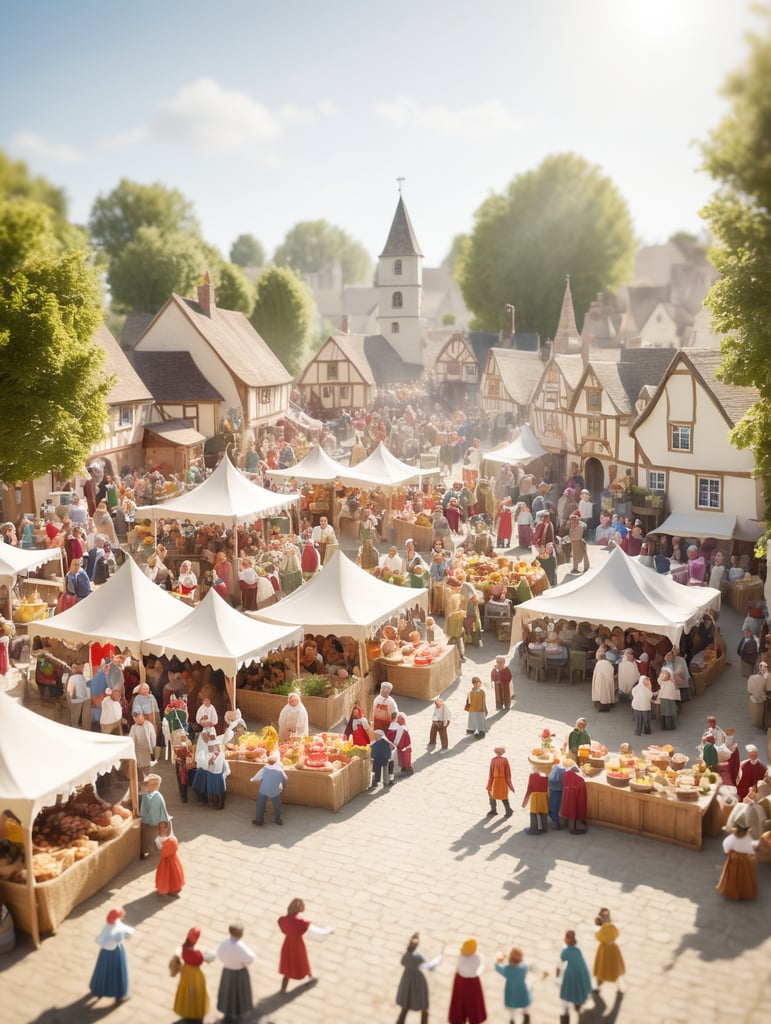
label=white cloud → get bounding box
[146,77,334,153]
[9,131,82,163]
[375,97,521,140]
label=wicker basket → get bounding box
[629,781,654,793]
[606,774,631,788]
[675,787,700,801]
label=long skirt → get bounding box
[517,523,532,547]
[90,946,129,1000]
[174,964,209,1019]
[717,850,758,900]
[217,966,253,1017]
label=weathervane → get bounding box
[397,176,405,194]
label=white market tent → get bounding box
[0,693,137,946]
[482,424,547,466]
[142,588,304,708]
[251,549,428,642]
[148,451,300,525]
[340,442,434,486]
[511,546,721,645]
[0,546,62,619]
[268,444,349,484]
[649,511,764,543]
[27,557,191,659]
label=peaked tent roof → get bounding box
[146,452,299,525]
[482,424,547,466]
[340,442,437,486]
[251,550,428,640]
[27,557,191,656]
[513,546,720,644]
[142,588,303,676]
[0,692,135,829]
[380,196,423,258]
[268,444,348,483]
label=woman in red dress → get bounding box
[155,821,185,896]
[277,898,334,992]
[448,938,487,1024]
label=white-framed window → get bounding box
[697,476,721,510]
[118,407,133,427]
[587,419,601,439]
[391,322,400,333]
[648,471,666,493]
[259,387,271,405]
[326,363,338,380]
[392,291,403,308]
[543,383,559,406]
[394,259,402,275]
[670,423,691,451]
[340,386,350,400]
[464,364,477,378]
[587,388,601,409]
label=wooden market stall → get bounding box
[370,645,461,700]
[0,694,139,946]
[226,755,369,812]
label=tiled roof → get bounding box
[95,323,152,405]
[127,350,224,403]
[553,354,585,390]
[144,419,207,446]
[363,335,423,383]
[589,349,676,414]
[682,349,760,425]
[490,348,547,405]
[173,295,293,388]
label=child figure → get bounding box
[495,946,533,1024]
[521,770,549,835]
[155,820,185,896]
[139,774,169,860]
[343,702,371,746]
[556,930,592,1021]
[388,712,414,775]
[592,908,625,991]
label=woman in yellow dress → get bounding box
[592,908,626,988]
[174,927,215,1020]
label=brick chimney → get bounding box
[197,271,215,317]
[340,314,349,334]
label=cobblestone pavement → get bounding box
[2,543,770,1024]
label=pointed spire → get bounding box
[552,274,580,352]
[379,196,423,258]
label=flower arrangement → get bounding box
[540,728,555,750]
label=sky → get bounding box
[2,0,765,270]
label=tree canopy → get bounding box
[458,153,635,339]
[700,12,771,522]
[250,265,316,375]
[108,226,207,313]
[230,232,265,268]
[89,178,200,261]
[274,219,372,285]
[215,261,254,315]
[0,198,111,483]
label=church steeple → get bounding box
[377,192,424,363]
[552,274,580,353]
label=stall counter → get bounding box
[236,677,363,732]
[585,776,722,851]
[0,819,140,938]
[226,756,369,812]
[370,645,461,700]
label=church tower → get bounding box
[552,274,581,353]
[376,194,424,364]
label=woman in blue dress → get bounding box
[556,930,592,1022]
[88,908,133,1002]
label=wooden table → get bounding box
[226,755,369,812]
[728,578,764,615]
[236,677,363,732]
[585,776,722,851]
[370,645,461,700]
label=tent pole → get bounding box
[228,674,236,713]
[231,515,239,604]
[127,757,139,817]
[23,825,40,948]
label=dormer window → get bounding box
[392,291,403,309]
[394,259,402,275]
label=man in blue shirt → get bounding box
[251,753,289,826]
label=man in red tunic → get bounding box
[491,655,513,711]
[736,744,767,800]
[559,761,588,834]
[486,746,515,818]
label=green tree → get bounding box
[250,265,316,375]
[441,233,470,277]
[274,219,372,285]
[0,150,87,249]
[89,178,200,260]
[108,226,207,313]
[700,12,771,522]
[230,232,265,268]
[458,153,635,338]
[0,198,111,482]
[216,261,254,315]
